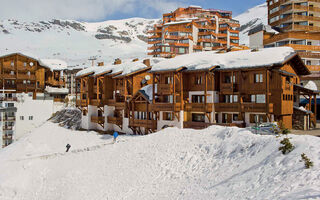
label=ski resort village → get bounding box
[0,0,320,199]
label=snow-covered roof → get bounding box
[293,106,312,114]
[139,84,157,102]
[45,86,69,94]
[304,81,318,92]
[189,5,202,9]
[151,47,297,72]
[0,52,68,71]
[76,59,155,78]
[164,20,193,26]
[39,59,68,71]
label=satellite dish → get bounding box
[145,75,151,81]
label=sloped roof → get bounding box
[151,47,302,73]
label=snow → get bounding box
[235,3,268,45]
[0,122,319,199]
[151,47,296,72]
[164,20,193,26]
[293,106,312,114]
[0,17,160,67]
[304,81,318,91]
[45,86,69,94]
[39,59,68,71]
[139,84,156,101]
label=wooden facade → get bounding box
[77,49,315,134]
[0,53,66,101]
[148,6,241,58]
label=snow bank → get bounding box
[0,123,319,200]
[151,47,296,72]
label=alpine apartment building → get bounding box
[147,5,241,58]
[249,0,320,86]
[76,47,318,135]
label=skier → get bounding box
[113,132,119,143]
[66,144,71,152]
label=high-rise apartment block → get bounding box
[148,6,240,58]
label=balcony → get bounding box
[17,84,36,91]
[215,103,239,112]
[115,102,125,110]
[2,74,16,79]
[3,116,16,121]
[107,116,122,126]
[0,97,17,101]
[241,103,274,113]
[76,99,88,107]
[91,116,105,124]
[3,126,14,131]
[307,65,320,72]
[17,74,36,80]
[298,52,320,59]
[90,99,105,107]
[282,24,320,32]
[220,83,238,92]
[3,134,13,140]
[129,119,157,129]
[148,40,161,45]
[157,84,173,95]
[152,103,181,111]
[284,44,320,51]
[184,103,213,113]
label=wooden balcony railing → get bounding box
[2,74,16,79]
[115,102,125,110]
[157,84,173,95]
[220,83,238,92]
[3,116,16,121]
[215,103,239,112]
[76,99,88,107]
[307,65,320,72]
[3,126,14,131]
[241,103,274,113]
[0,97,17,101]
[298,52,320,59]
[284,44,320,51]
[90,99,105,106]
[107,116,122,126]
[184,103,213,113]
[17,74,36,80]
[152,103,181,111]
[183,121,245,129]
[129,119,157,129]
[91,116,105,124]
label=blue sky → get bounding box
[105,0,266,20]
[0,0,266,22]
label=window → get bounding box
[195,76,202,85]
[192,95,205,103]
[10,61,14,67]
[250,114,267,123]
[29,116,33,120]
[163,95,173,103]
[20,116,24,120]
[251,94,266,103]
[10,71,15,75]
[6,103,14,107]
[178,48,186,54]
[162,46,171,53]
[192,113,205,122]
[254,74,263,83]
[233,114,239,121]
[163,112,173,121]
[23,62,27,67]
[165,76,173,84]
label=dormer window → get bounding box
[195,76,202,85]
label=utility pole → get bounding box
[88,57,97,67]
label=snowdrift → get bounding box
[0,123,319,200]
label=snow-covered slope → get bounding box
[0,122,319,199]
[0,18,160,66]
[235,3,268,46]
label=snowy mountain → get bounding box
[0,18,160,67]
[235,3,268,46]
[0,122,319,199]
[0,3,269,67]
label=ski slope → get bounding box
[0,122,319,200]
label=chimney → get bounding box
[132,58,139,62]
[98,62,104,66]
[143,59,151,67]
[114,58,122,65]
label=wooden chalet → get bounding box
[76,47,316,134]
[0,53,67,101]
[76,59,153,133]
